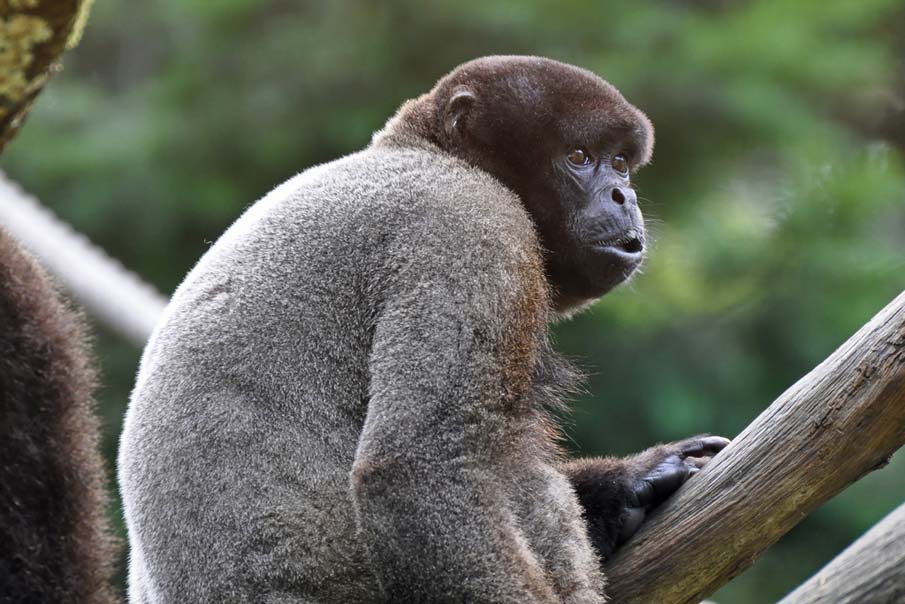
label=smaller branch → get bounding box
[0,172,167,346]
[777,502,905,604]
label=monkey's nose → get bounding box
[611,187,636,206]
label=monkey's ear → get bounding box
[443,87,476,141]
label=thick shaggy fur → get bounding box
[120,56,702,604]
[120,137,605,603]
[0,229,116,604]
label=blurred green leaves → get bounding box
[1,1,903,601]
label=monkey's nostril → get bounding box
[611,188,626,205]
[622,237,643,254]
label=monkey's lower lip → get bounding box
[590,235,645,256]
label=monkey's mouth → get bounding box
[591,232,644,255]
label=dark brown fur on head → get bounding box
[0,229,116,604]
[379,56,653,167]
[375,56,655,313]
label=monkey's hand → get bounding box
[618,435,730,544]
[562,435,730,561]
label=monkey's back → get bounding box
[118,143,539,603]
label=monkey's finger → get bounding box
[617,506,647,545]
[684,455,713,470]
[677,435,730,458]
[634,455,691,508]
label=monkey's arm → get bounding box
[562,436,728,560]
[350,223,557,603]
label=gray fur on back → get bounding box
[119,131,604,603]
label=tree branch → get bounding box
[777,502,905,604]
[0,172,166,346]
[604,290,905,604]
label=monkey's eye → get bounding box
[612,153,629,175]
[567,149,593,166]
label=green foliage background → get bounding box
[3,1,904,601]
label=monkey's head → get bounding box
[381,56,654,314]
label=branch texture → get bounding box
[777,502,905,604]
[604,290,905,604]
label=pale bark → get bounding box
[0,171,167,345]
[604,290,905,604]
[777,502,905,604]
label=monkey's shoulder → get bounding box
[353,146,548,296]
[319,145,538,237]
[234,145,545,281]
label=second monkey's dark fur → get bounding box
[0,229,116,604]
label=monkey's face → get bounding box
[434,56,654,311]
[542,126,649,307]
